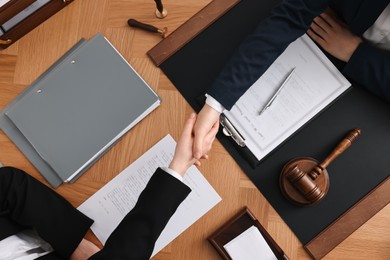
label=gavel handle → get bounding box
[314,128,361,175]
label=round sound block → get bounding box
[279,157,329,206]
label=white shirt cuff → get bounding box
[161,167,184,182]
[205,94,225,113]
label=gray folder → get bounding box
[0,33,160,187]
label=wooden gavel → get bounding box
[307,128,361,180]
[280,128,361,206]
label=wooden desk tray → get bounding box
[208,207,289,260]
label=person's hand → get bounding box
[307,9,362,62]
[193,104,220,160]
[169,113,204,176]
[70,238,100,260]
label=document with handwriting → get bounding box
[78,135,221,256]
[223,34,350,161]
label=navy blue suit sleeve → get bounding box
[343,42,390,101]
[89,168,191,260]
[0,167,93,259]
[207,0,329,109]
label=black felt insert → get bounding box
[160,0,390,244]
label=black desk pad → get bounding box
[159,0,390,244]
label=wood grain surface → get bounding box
[0,1,389,259]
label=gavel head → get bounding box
[285,165,325,203]
[280,157,330,206]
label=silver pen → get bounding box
[259,67,295,115]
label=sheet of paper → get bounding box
[223,34,350,161]
[0,0,10,8]
[2,0,51,31]
[78,134,221,256]
[223,226,277,260]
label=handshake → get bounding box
[170,107,220,176]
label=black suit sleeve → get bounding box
[343,42,390,101]
[89,167,191,260]
[207,0,329,109]
[0,167,93,259]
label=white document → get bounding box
[2,0,51,31]
[78,134,221,257]
[223,34,351,161]
[0,0,10,8]
[223,226,277,260]
[0,229,53,260]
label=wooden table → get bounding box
[0,0,389,259]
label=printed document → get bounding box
[223,34,350,161]
[78,135,221,256]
